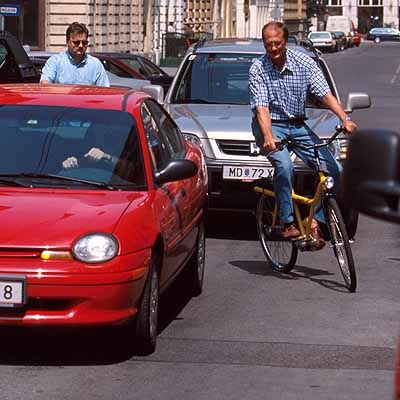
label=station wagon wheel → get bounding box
[134,259,159,355]
[256,193,297,273]
[374,37,381,43]
[184,219,206,296]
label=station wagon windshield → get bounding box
[173,53,256,105]
[0,105,146,189]
[172,52,334,107]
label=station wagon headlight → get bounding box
[73,233,118,263]
[183,132,204,154]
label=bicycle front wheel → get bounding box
[256,193,298,273]
[325,197,357,292]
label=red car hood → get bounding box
[0,189,146,248]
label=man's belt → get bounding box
[271,117,307,124]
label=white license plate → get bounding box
[223,165,274,180]
[0,276,26,307]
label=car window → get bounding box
[309,32,331,39]
[0,105,146,188]
[0,44,7,65]
[117,57,145,77]
[0,42,20,81]
[141,102,172,172]
[173,53,254,105]
[173,52,335,107]
[145,100,186,159]
[100,59,132,79]
[140,57,165,77]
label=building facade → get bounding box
[326,0,399,32]
[1,0,399,60]
[0,0,144,52]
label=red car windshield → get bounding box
[0,105,146,189]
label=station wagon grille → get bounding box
[217,140,250,156]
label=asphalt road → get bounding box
[1,41,400,400]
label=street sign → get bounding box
[0,5,20,17]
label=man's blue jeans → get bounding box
[252,119,342,224]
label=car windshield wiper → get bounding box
[0,177,29,187]
[0,173,117,190]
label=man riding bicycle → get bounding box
[249,21,357,249]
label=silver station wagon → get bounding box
[163,39,369,233]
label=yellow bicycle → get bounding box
[254,125,357,292]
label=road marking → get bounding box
[390,63,400,85]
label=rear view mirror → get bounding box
[155,159,198,185]
[345,92,371,112]
[142,85,164,104]
[341,129,400,223]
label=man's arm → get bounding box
[322,92,358,134]
[255,106,277,152]
[40,56,57,84]
[249,63,277,152]
[94,60,110,87]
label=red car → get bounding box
[0,84,208,354]
[352,32,361,47]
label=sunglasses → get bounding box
[71,40,88,46]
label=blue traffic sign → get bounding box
[0,5,20,17]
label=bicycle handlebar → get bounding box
[276,124,346,152]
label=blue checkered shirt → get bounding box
[249,48,330,120]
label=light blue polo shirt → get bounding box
[40,51,110,87]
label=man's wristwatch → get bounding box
[344,115,352,121]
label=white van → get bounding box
[326,16,354,47]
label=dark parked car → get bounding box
[331,31,347,50]
[367,27,400,42]
[0,31,39,83]
[342,129,400,400]
[288,35,299,45]
[93,52,174,93]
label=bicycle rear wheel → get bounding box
[325,197,357,292]
[256,193,297,272]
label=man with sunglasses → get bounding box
[41,22,109,86]
[249,21,357,248]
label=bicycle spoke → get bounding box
[256,194,297,272]
[326,198,357,292]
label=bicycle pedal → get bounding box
[295,238,321,252]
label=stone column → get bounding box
[383,0,399,28]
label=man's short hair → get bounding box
[66,22,89,41]
[262,21,289,41]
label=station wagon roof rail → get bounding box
[190,37,322,59]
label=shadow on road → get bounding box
[0,270,196,366]
[206,210,258,241]
[230,260,350,292]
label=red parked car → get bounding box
[352,32,361,47]
[0,84,208,354]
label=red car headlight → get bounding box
[73,233,119,263]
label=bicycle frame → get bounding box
[254,171,329,241]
